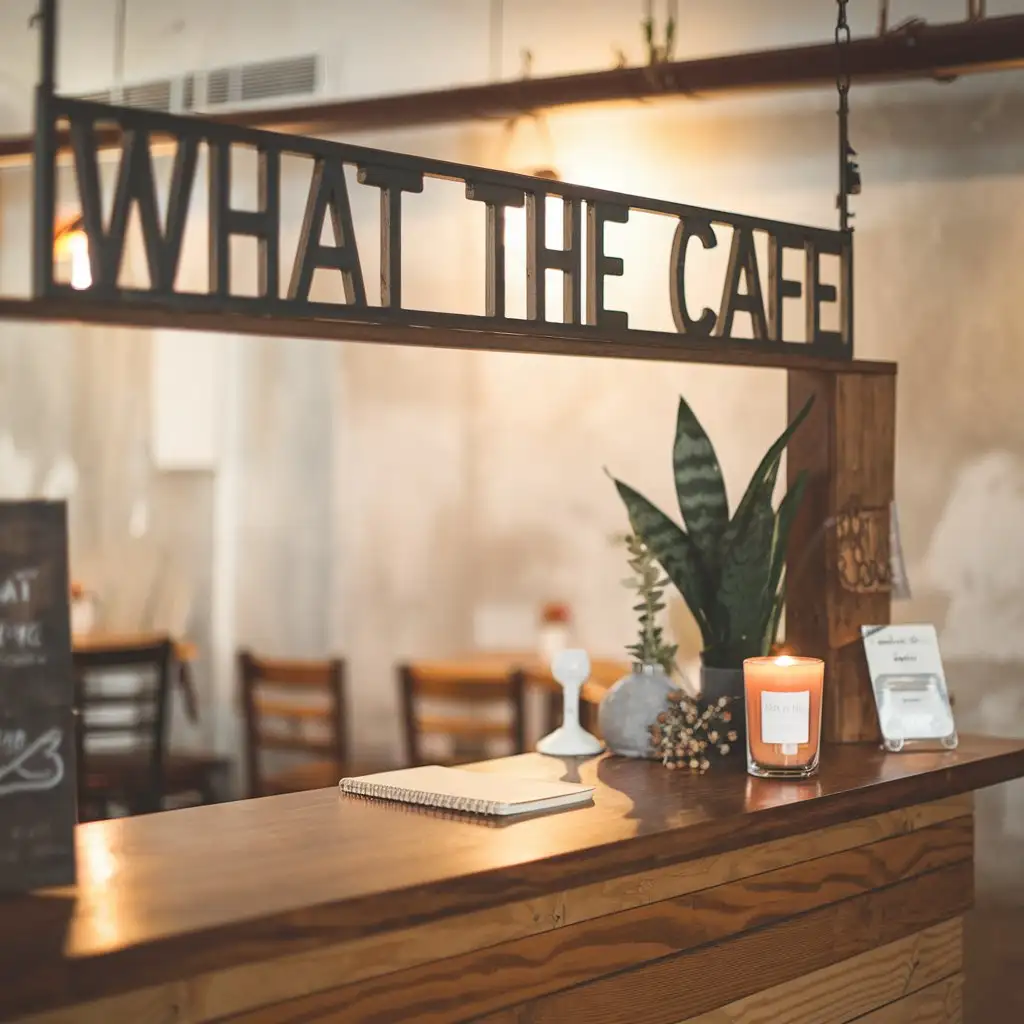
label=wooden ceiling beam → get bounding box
[1,15,1023,165]
[0,297,896,375]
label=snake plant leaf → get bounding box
[728,395,815,537]
[612,478,713,644]
[672,396,729,573]
[765,574,788,653]
[714,396,814,629]
[765,470,808,605]
[762,469,808,649]
[713,499,775,662]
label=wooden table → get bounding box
[72,631,198,663]
[3,736,1024,1022]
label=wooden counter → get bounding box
[5,736,1024,1023]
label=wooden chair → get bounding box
[399,661,527,766]
[239,650,349,797]
[73,639,173,820]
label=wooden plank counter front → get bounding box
[4,737,1024,1024]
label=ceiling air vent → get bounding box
[181,74,196,112]
[78,89,112,104]
[74,75,194,114]
[71,55,318,115]
[123,79,173,112]
[205,68,232,107]
[202,55,319,109]
[242,56,318,102]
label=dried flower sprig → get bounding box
[650,690,739,772]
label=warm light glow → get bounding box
[81,825,117,886]
[774,655,797,667]
[54,218,92,290]
[67,231,92,290]
[79,826,128,950]
[501,114,560,181]
[504,204,527,256]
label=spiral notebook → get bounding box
[338,765,595,817]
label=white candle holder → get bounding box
[536,649,604,757]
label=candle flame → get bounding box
[774,655,797,666]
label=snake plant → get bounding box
[611,395,813,670]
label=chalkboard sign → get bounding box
[0,502,76,892]
[0,502,73,706]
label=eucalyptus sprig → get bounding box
[619,532,678,674]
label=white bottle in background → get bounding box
[537,601,572,664]
[70,583,98,636]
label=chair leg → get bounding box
[546,690,562,734]
[79,794,110,823]
[581,699,597,734]
[200,771,219,805]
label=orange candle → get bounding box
[743,655,824,778]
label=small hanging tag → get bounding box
[889,500,912,601]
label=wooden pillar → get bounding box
[785,368,896,744]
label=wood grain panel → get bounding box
[558,795,972,929]
[13,984,196,1024]
[676,917,962,1024]
[7,735,1015,1022]
[851,975,963,1023]
[14,797,972,1024]
[219,820,972,1023]
[473,861,973,1024]
[786,370,895,743]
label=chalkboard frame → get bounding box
[0,500,76,893]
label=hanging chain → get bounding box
[835,0,860,231]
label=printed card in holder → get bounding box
[861,624,957,753]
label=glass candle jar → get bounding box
[743,655,824,778]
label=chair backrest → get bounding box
[239,650,348,798]
[398,661,526,767]
[72,638,174,815]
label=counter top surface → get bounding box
[3,735,1024,1016]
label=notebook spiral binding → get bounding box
[339,777,503,815]
[340,792,507,826]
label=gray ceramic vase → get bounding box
[598,663,675,759]
[700,663,746,748]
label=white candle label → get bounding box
[760,690,810,746]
